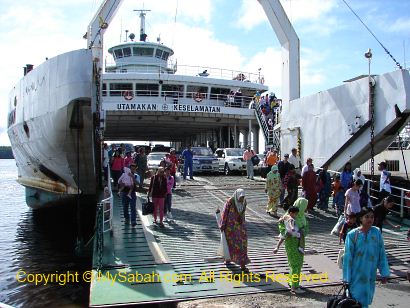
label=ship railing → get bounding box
[104,62,263,83]
[103,90,255,108]
[101,166,114,234]
[322,169,410,219]
[94,168,114,270]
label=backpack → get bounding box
[251,154,260,166]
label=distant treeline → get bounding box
[0,146,14,159]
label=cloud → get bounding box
[387,18,410,33]
[235,0,337,31]
[235,0,266,31]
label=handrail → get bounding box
[321,168,410,219]
[103,89,255,108]
[94,167,113,270]
[104,61,263,83]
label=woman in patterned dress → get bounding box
[265,165,282,218]
[220,189,250,271]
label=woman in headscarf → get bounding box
[343,207,390,307]
[220,189,250,271]
[265,165,282,218]
[284,197,308,294]
[353,168,369,208]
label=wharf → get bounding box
[89,176,410,307]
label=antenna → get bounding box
[133,9,151,42]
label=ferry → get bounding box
[6,2,267,209]
[7,0,410,210]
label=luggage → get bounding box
[327,284,361,308]
[251,155,260,166]
[142,198,154,215]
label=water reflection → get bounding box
[0,160,90,307]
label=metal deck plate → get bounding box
[90,176,410,306]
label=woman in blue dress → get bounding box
[340,161,353,191]
[343,207,390,307]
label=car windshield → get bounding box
[226,149,244,156]
[192,148,213,156]
[148,153,166,160]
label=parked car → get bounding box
[151,144,171,153]
[147,152,168,173]
[254,153,267,175]
[190,146,219,174]
[214,148,247,175]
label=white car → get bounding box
[147,152,168,173]
[214,148,247,175]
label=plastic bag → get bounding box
[215,210,231,260]
[331,215,345,236]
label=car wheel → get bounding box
[224,164,231,176]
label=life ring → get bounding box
[123,90,134,100]
[260,77,265,84]
[193,92,203,103]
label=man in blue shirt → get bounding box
[182,145,194,180]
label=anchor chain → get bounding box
[369,77,376,179]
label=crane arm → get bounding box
[86,0,124,49]
[257,0,300,102]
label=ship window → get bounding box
[133,47,154,57]
[210,87,230,100]
[114,49,123,59]
[385,160,400,172]
[123,47,131,57]
[102,83,107,96]
[187,85,208,99]
[109,83,132,96]
[162,51,169,60]
[135,83,159,96]
[161,84,184,102]
[155,49,163,59]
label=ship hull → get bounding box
[7,49,96,209]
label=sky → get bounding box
[1,0,409,146]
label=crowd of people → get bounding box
[103,143,408,306]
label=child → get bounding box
[164,167,175,221]
[273,206,305,254]
[339,213,358,244]
[118,167,135,199]
[331,175,341,208]
[333,186,345,217]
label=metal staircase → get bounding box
[254,102,281,152]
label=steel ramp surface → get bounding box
[90,176,410,306]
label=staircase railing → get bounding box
[253,101,281,151]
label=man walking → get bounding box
[118,164,138,227]
[288,148,302,175]
[243,145,255,180]
[277,153,291,205]
[182,145,194,180]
